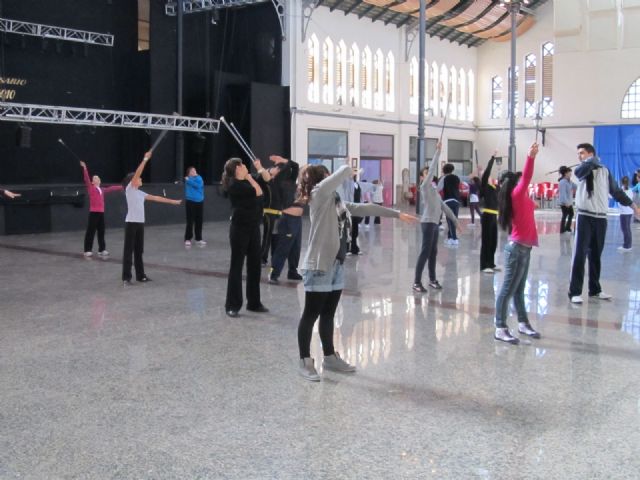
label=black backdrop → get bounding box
[0,0,289,186]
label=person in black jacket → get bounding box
[437,164,461,245]
[480,154,501,273]
[222,157,271,317]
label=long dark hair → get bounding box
[498,171,520,232]
[221,157,243,191]
[122,172,134,189]
[297,164,329,204]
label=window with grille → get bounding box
[491,76,503,119]
[467,70,474,121]
[336,41,347,106]
[431,62,439,115]
[409,57,418,115]
[307,34,320,103]
[439,64,448,116]
[322,38,334,105]
[542,42,554,117]
[449,66,457,119]
[524,53,537,118]
[622,78,640,118]
[385,52,395,112]
[349,44,359,107]
[361,47,372,109]
[458,68,466,121]
[373,49,384,111]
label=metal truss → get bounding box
[0,102,220,133]
[165,0,286,38]
[0,18,114,47]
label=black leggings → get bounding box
[297,290,342,358]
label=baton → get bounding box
[150,129,170,152]
[58,138,83,162]
[219,116,256,161]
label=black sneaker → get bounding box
[287,272,303,281]
[268,276,279,284]
[123,280,133,287]
[247,304,269,313]
[494,328,520,344]
[137,276,152,283]
[428,280,443,290]
[412,283,427,293]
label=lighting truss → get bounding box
[0,18,114,47]
[165,0,285,38]
[0,102,220,133]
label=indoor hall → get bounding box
[0,211,638,478]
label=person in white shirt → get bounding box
[364,179,384,225]
[121,151,182,286]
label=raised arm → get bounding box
[314,164,354,200]
[427,144,442,178]
[0,189,21,199]
[512,143,538,198]
[80,161,91,188]
[132,151,152,186]
[254,159,272,183]
[482,154,496,188]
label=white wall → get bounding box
[287,1,478,203]
[476,0,640,182]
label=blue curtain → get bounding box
[593,125,640,182]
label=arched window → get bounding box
[449,66,457,119]
[409,57,418,115]
[385,52,395,112]
[508,66,519,117]
[622,78,640,118]
[467,70,475,121]
[439,63,448,116]
[373,49,384,111]
[307,34,320,103]
[361,47,372,109]
[524,53,537,117]
[542,42,554,117]
[349,43,360,107]
[458,68,467,121]
[491,75,503,119]
[322,37,334,105]
[430,62,439,115]
[336,40,347,106]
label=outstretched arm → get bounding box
[145,195,181,206]
[1,189,21,199]
[79,161,92,188]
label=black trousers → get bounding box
[414,222,439,284]
[261,213,279,263]
[569,214,606,297]
[480,212,498,270]
[270,214,302,278]
[185,200,204,241]
[349,217,362,254]
[226,223,262,311]
[560,205,574,233]
[84,212,106,252]
[297,290,342,358]
[122,222,145,281]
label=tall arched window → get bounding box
[467,70,475,121]
[336,40,347,106]
[524,53,537,117]
[385,52,395,112]
[307,34,320,103]
[373,49,384,111]
[622,78,640,118]
[322,38,334,105]
[431,62,439,115]
[449,66,457,119]
[542,42,554,117]
[361,47,372,109]
[409,57,418,115]
[458,68,467,121]
[349,43,360,107]
[491,75,503,119]
[439,63,449,116]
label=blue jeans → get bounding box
[495,241,531,328]
[620,214,632,249]
[270,214,302,278]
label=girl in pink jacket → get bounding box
[80,161,123,257]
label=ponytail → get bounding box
[498,171,519,232]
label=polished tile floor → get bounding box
[1,210,639,479]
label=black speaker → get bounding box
[16,125,32,148]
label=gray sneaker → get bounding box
[494,327,520,345]
[323,352,356,373]
[299,358,320,382]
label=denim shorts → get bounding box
[301,260,345,292]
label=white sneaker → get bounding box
[494,328,520,345]
[98,250,109,256]
[482,268,495,274]
[617,246,632,252]
[468,222,476,227]
[570,295,583,304]
[84,251,93,257]
[590,292,612,300]
[323,352,356,373]
[196,240,207,245]
[184,240,192,247]
[451,239,459,246]
[493,266,501,272]
[299,358,320,382]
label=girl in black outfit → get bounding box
[480,154,500,273]
[221,158,271,317]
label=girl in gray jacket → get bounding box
[297,163,417,382]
